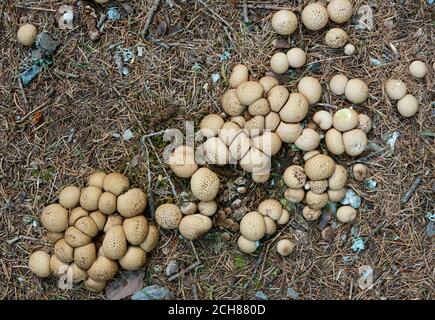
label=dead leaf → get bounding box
[106,271,145,300]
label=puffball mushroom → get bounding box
[252,171,271,184]
[29,251,51,278]
[344,43,355,55]
[284,188,305,203]
[168,145,198,178]
[305,191,328,209]
[297,77,322,105]
[155,203,182,230]
[240,211,266,241]
[123,215,149,245]
[259,76,279,95]
[50,255,69,277]
[87,256,119,282]
[200,114,225,138]
[75,216,99,237]
[54,239,74,263]
[397,94,418,117]
[103,215,123,233]
[328,188,346,202]
[237,236,257,253]
[342,129,368,156]
[279,93,310,123]
[301,3,329,31]
[68,263,88,283]
[265,112,281,131]
[178,214,213,240]
[277,209,290,225]
[198,200,217,216]
[304,154,335,181]
[203,137,231,165]
[309,180,328,194]
[249,98,270,116]
[303,150,320,161]
[329,74,348,95]
[313,110,333,130]
[325,128,345,155]
[328,165,348,190]
[74,243,97,270]
[222,89,246,116]
[229,64,249,88]
[41,204,69,233]
[219,122,241,146]
[59,186,80,209]
[80,186,102,211]
[229,130,251,160]
[17,23,37,46]
[385,79,407,100]
[47,231,64,243]
[271,10,298,35]
[352,164,367,181]
[258,199,282,220]
[236,81,264,105]
[332,108,359,132]
[88,172,106,188]
[264,216,277,235]
[64,226,92,247]
[103,173,129,196]
[357,114,372,133]
[84,277,106,292]
[251,131,282,156]
[409,60,427,78]
[286,48,306,68]
[119,246,147,271]
[101,225,128,260]
[140,224,159,252]
[190,167,220,201]
[295,128,321,151]
[231,116,246,128]
[240,147,270,174]
[180,202,197,215]
[327,0,353,24]
[302,206,321,221]
[268,85,289,112]
[98,192,117,215]
[277,239,295,256]
[244,115,265,136]
[345,79,369,104]
[117,188,147,218]
[284,165,306,188]
[275,122,303,143]
[336,206,357,223]
[270,52,289,74]
[325,28,348,48]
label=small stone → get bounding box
[220,232,231,241]
[36,32,59,54]
[215,210,226,225]
[236,187,247,194]
[231,199,242,209]
[232,206,248,221]
[234,177,247,186]
[224,207,232,214]
[321,227,335,241]
[165,260,178,277]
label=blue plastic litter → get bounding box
[107,7,121,21]
[286,288,300,300]
[20,57,53,86]
[351,237,365,253]
[428,0,434,4]
[191,62,202,72]
[425,212,435,222]
[255,291,268,300]
[386,132,400,151]
[132,285,172,300]
[370,58,382,66]
[219,51,231,61]
[340,189,362,209]
[211,73,220,83]
[365,179,377,190]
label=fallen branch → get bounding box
[168,261,202,282]
[401,176,422,204]
[142,0,161,38]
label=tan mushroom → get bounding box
[275,122,303,143]
[302,206,321,221]
[101,225,127,260]
[305,191,328,209]
[301,3,329,31]
[284,188,305,203]
[357,114,372,133]
[200,114,225,138]
[198,200,217,216]
[41,204,69,233]
[178,214,213,240]
[98,192,117,215]
[336,206,357,223]
[327,188,346,202]
[140,224,159,252]
[222,89,246,116]
[236,81,264,105]
[190,168,220,201]
[325,28,348,48]
[240,211,266,241]
[123,215,149,245]
[279,93,310,122]
[327,0,353,24]
[328,165,348,190]
[397,94,418,117]
[271,10,298,35]
[119,246,147,271]
[313,110,333,130]
[251,131,282,156]
[325,128,345,155]
[287,48,306,68]
[345,79,369,104]
[249,98,270,116]
[59,186,80,209]
[352,164,367,181]
[203,137,230,165]
[155,203,182,230]
[342,129,368,156]
[304,154,336,181]
[283,165,306,188]
[259,76,279,95]
[329,74,348,95]
[297,77,322,105]
[229,130,251,160]
[409,60,427,78]
[270,52,289,74]
[295,128,321,151]
[103,173,129,196]
[332,108,359,132]
[385,79,407,100]
[277,239,295,256]
[258,199,283,220]
[229,64,249,88]
[309,180,328,194]
[74,243,97,270]
[88,172,106,189]
[87,256,119,282]
[168,145,198,178]
[237,236,257,254]
[267,85,289,112]
[117,188,147,218]
[264,112,281,131]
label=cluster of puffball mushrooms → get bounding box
[28,172,159,292]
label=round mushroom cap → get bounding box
[327,188,346,202]
[352,164,367,181]
[190,168,220,201]
[222,89,246,116]
[301,3,329,31]
[357,114,372,133]
[98,192,117,215]
[103,173,129,196]
[84,277,106,292]
[325,28,348,48]
[244,115,265,137]
[69,207,88,226]
[88,172,106,188]
[313,110,333,130]
[251,131,282,156]
[54,239,74,263]
[397,94,418,117]
[17,23,37,46]
[200,114,225,138]
[304,154,336,181]
[237,236,258,253]
[264,112,281,131]
[168,145,198,178]
[75,216,99,237]
[267,85,289,112]
[59,186,80,209]
[198,200,218,216]
[286,48,306,68]
[275,122,303,143]
[68,263,88,283]
[345,79,369,104]
[327,0,353,23]
[49,255,69,277]
[328,165,348,190]
[303,150,320,161]
[264,216,277,235]
[29,251,51,278]
[178,214,212,240]
[302,206,321,221]
[119,246,147,271]
[89,211,107,231]
[88,256,119,282]
[280,93,310,122]
[258,199,283,220]
[325,128,345,155]
[342,129,368,156]
[203,137,230,165]
[219,122,241,147]
[297,77,322,105]
[140,224,159,252]
[295,128,321,151]
[180,202,197,215]
[344,43,355,55]
[101,225,128,260]
[117,188,147,218]
[240,147,270,174]
[103,215,123,233]
[271,10,298,35]
[270,52,290,74]
[284,165,306,188]
[336,206,357,223]
[277,239,295,256]
[155,203,182,229]
[41,204,69,233]
[229,64,249,88]
[79,186,102,211]
[236,81,264,105]
[240,211,266,241]
[229,130,251,160]
[385,79,407,100]
[305,191,328,209]
[277,209,290,225]
[409,60,427,78]
[74,243,97,270]
[249,98,270,116]
[332,108,359,132]
[123,215,149,245]
[64,226,92,248]
[252,171,271,184]
[329,74,348,95]
[231,116,246,128]
[309,180,328,194]
[284,188,305,203]
[47,231,64,243]
[259,76,279,95]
